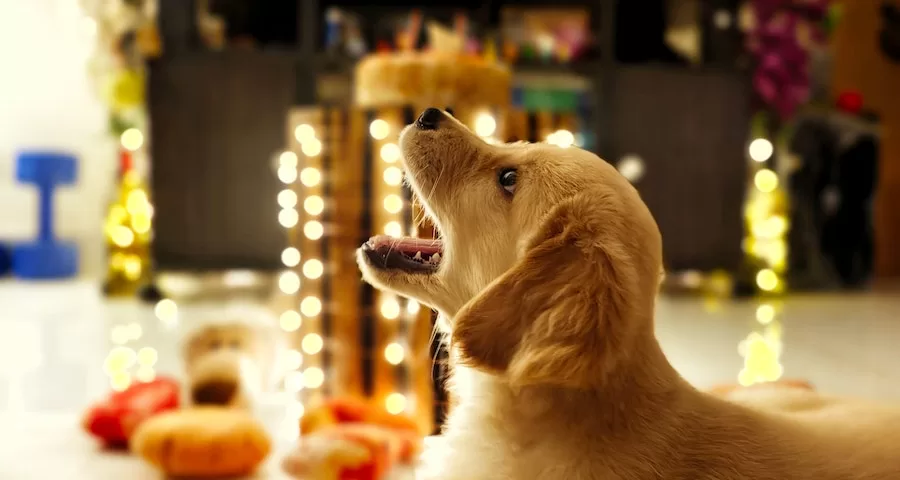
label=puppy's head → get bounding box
[358,108,662,387]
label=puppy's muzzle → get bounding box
[416,107,444,130]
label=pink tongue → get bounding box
[371,235,442,255]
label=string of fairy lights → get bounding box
[737,120,788,386]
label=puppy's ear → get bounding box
[452,190,648,388]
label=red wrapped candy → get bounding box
[82,376,180,448]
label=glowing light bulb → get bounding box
[294,124,315,144]
[755,269,779,292]
[407,300,420,315]
[278,189,298,209]
[135,366,156,382]
[385,393,407,414]
[279,271,301,294]
[756,304,776,325]
[474,112,497,137]
[110,226,135,247]
[380,143,401,163]
[104,347,136,374]
[131,214,151,234]
[383,194,403,214]
[279,151,298,168]
[302,259,324,279]
[302,138,323,157]
[384,221,403,237]
[300,167,321,187]
[137,347,158,367]
[304,195,325,215]
[282,247,301,267]
[285,371,305,392]
[110,372,132,392]
[126,190,148,215]
[383,167,403,186]
[300,296,322,317]
[154,299,178,325]
[384,342,405,365]
[748,138,774,162]
[120,128,144,151]
[304,367,325,389]
[369,119,390,140]
[754,169,778,193]
[548,129,575,148]
[304,221,324,239]
[380,298,400,319]
[283,349,303,370]
[279,208,299,228]
[279,310,302,332]
[278,165,298,184]
[302,333,324,355]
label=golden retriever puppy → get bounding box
[357,108,900,480]
[181,304,285,408]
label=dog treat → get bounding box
[132,406,271,478]
[82,376,180,449]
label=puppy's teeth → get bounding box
[432,253,441,263]
[413,252,423,260]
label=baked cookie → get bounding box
[132,407,271,477]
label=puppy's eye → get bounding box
[498,168,517,194]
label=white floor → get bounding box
[0,279,898,478]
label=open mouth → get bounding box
[361,235,443,274]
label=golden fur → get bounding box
[357,110,900,479]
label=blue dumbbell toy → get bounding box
[12,151,79,279]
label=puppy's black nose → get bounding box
[416,108,443,130]
[191,380,237,405]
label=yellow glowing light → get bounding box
[300,167,321,187]
[304,195,325,215]
[754,169,778,193]
[755,269,779,292]
[126,323,143,341]
[302,259,324,279]
[369,119,390,140]
[474,112,497,137]
[383,194,403,214]
[282,247,301,267]
[294,124,315,144]
[122,256,142,281]
[120,128,144,151]
[385,393,407,414]
[285,371,305,392]
[279,151,298,168]
[756,304,776,325]
[137,347,158,367]
[737,330,783,386]
[108,205,127,224]
[126,190,149,215]
[279,310,302,332]
[302,333,324,355]
[279,271,301,294]
[304,367,325,389]
[384,342,405,365]
[748,138,774,162]
[278,189,298,209]
[110,325,129,345]
[154,299,178,324]
[136,366,156,382]
[104,346,136,374]
[283,349,303,371]
[278,165,298,184]
[110,371,132,392]
[384,221,403,237]
[302,138,323,157]
[383,167,404,186]
[380,143,401,163]
[407,301,420,315]
[380,298,401,319]
[300,296,322,317]
[110,226,135,247]
[131,214,151,234]
[279,208,300,228]
[548,129,575,148]
[303,221,324,240]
